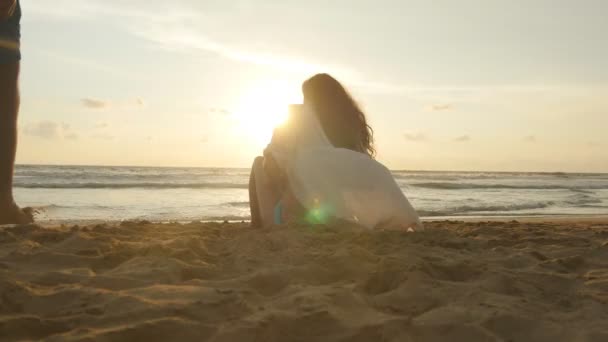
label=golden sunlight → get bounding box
[232,79,302,145]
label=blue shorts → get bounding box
[0,0,20,64]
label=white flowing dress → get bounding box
[265,103,423,231]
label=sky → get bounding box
[15,0,608,172]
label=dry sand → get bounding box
[1,219,608,341]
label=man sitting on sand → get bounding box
[0,0,32,224]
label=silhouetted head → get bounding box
[302,74,375,157]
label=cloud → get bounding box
[130,23,354,77]
[82,98,108,109]
[404,132,428,142]
[29,0,354,78]
[524,135,537,143]
[23,121,78,140]
[453,135,471,142]
[23,121,62,139]
[428,104,453,111]
[30,1,601,100]
[32,47,138,79]
[83,98,146,110]
[95,122,109,129]
[200,136,209,143]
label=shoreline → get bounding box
[15,163,608,175]
[426,214,608,224]
[8,213,608,229]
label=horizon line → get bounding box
[14,163,608,175]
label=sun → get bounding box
[232,79,301,145]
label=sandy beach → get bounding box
[1,219,608,341]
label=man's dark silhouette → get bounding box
[0,0,32,224]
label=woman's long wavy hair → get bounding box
[302,74,375,157]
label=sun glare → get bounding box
[233,79,301,145]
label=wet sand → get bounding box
[1,219,607,341]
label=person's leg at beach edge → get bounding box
[249,157,263,227]
[0,0,32,224]
[249,156,279,228]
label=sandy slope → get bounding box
[1,220,607,341]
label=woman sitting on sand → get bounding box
[249,74,422,231]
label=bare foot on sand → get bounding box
[0,202,34,225]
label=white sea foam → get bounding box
[13,165,608,222]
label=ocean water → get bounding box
[13,165,608,223]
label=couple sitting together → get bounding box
[248,74,423,231]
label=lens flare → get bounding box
[305,197,334,224]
